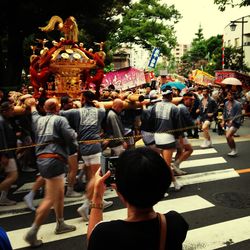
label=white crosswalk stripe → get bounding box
[1,147,248,249]
[184,216,250,250]
[7,195,214,249]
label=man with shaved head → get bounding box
[102,98,127,156]
[24,97,78,247]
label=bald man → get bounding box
[24,98,78,247]
[102,98,127,156]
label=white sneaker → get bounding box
[103,199,113,209]
[77,204,89,221]
[228,149,237,157]
[200,140,212,149]
[173,182,183,191]
[172,164,187,176]
[23,194,36,211]
[54,222,76,234]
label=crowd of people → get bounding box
[0,80,248,248]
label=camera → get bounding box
[101,155,118,186]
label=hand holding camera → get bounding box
[86,168,111,203]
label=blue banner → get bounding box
[148,48,160,68]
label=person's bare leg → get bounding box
[24,178,54,247]
[23,176,45,211]
[66,154,82,197]
[34,178,55,226]
[162,149,183,191]
[0,171,18,192]
[177,144,193,163]
[202,122,210,141]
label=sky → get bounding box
[163,0,250,44]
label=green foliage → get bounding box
[109,0,182,58]
[192,25,205,45]
[214,0,250,11]
[178,28,224,77]
[224,46,250,72]
[0,0,132,86]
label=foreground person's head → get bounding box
[116,147,171,208]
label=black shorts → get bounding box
[37,158,67,179]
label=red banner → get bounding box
[102,67,146,90]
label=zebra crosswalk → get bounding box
[1,146,249,250]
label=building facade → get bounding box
[224,15,250,67]
[172,43,190,63]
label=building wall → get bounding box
[113,44,150,70]
[224,15,250,67]
[172,43,190,63]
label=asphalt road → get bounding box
[1,118,250,250]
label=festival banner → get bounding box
[192,69,215,86]
[148,48,160,68]
[102,67,146,90]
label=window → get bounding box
[235,38,239,47]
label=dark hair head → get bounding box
[183,92,194,99]
[61,95,71,105]
[82,90,95,104]
[116,147,171,208]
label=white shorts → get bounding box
[155,133,176,149]
[81,152,102,166]
[1,158,17,173]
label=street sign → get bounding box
[148,48,160,68]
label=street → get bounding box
[0,118,250,250]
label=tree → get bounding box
[224,46,250,72]
[214,0,250,11]
[192,25,205,45]
[203,35,223,75]
[178,25,207,76]
[109,0,181,58]
[0,0,131,87]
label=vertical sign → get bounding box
[148,48,160,68]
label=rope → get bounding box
[0,112,249,153]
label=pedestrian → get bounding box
[24,97,78,247]
[199,87,217,148]
[60,96,82,198]
[140,90,161,154]
[186,88,200,139]
[173,92,195,175]
[150,85,183,191]
[102,98,127,156]
[60,90,113,221]
[87,147,189,250]
[0,102,18,206]
[221,91,242,156]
